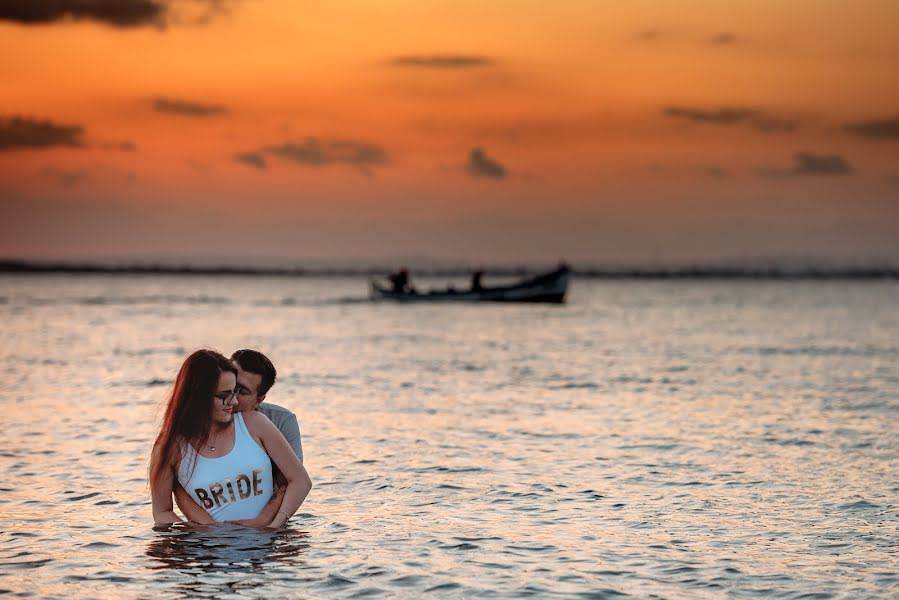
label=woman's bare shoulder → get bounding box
[242,410,275,431]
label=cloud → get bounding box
[262,138,390,174]
[663,105,797,132]
[758,152,854,178]
[0,116,85,151]
[466,148,507,179]
[0,0,164,28]
[707,32,738,45]
[235,152,266,170]
[634,29,666,41]
[0,0,233,29]
[152,97,227,117]
[793,152,853,175]
[843,114,899,140]
[636,30,745,46]
[387,55,495,69]
[664,106,752,124]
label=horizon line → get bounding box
[1,259,897,279]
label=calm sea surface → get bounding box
[1,274,897,598]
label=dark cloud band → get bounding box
[153,97,227,117]
[467,148,507,179]
[388,55,495,69]
[0,0,165,28]
[844,114,899,140]
[235,152,266,170]
[0,0,233,29]
[758,152,853,178]
[0,116,84,151]
[235,138,390,174]
[266,139,389,169]
[663,105,796,133]
[793,152,852,176]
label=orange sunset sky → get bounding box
[1,0,897,265]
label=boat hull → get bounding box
[370,267,569,303]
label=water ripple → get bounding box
[1,276,897,598]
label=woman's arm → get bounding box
[244,411,312,528]
[174,483,215,525]
[150,444,183,526]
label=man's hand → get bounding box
[227,483,287,528]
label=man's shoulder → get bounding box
[257,402,297,422]
[258,402,303,461]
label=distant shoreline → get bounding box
[1,260,896,279]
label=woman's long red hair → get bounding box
[150,349,236,484]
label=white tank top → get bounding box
[178,412,273,522]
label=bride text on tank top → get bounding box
[178,412,274,521]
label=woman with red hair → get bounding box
[150,349,311,526]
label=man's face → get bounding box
[233,361,265,412]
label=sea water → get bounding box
[1,275,897,598]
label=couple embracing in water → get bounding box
[150,349,312,528]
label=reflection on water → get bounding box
[145,524,310,596]
[1,276,897,598]
[146,524,310,572]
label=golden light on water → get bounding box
[2,274,898,595]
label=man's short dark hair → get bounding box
[230,349,277,396]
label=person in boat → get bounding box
[470,268,484,292]
[150,349,312,527]
[388,267,414,293]
[172,349,305,526]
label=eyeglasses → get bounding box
[214,389,239,405]
[236,385,256,398]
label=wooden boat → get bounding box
[369,266,569,303]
